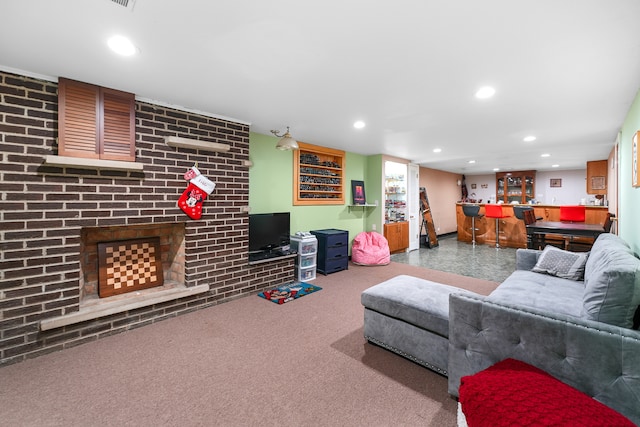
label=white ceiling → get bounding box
[2,0,640,174]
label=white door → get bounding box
[407,163,420,251]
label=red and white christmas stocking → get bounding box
[178,169,215,220]
[178,183,207,220]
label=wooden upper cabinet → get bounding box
[586,160,607,195]
[496,170,536,204]
[58,78,135,161]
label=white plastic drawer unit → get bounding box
[290,235,318,255]
[296,265,316,282]
[299,254,316,268]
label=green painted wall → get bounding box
[249,132,376,251]
[618,88,640,254]
[365,154,384,231]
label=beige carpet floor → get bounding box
[0,262,498,427]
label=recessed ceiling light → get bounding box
[353,120,365,129]
[523,135,536,142]
[475,86,496,99]
[468,160,476,164]
[541,153,551,157]
[493,168,500,171]
[433,148,442,153]
[108,35,137,56]
[552,164,560,168]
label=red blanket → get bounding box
[459,358,634,427]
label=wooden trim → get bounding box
[633,131,639,187]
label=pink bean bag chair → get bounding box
[351,231,391,266]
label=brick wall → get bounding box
[0,71,294,366]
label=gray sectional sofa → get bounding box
[362,233,640,424]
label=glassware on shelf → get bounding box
[384,162,408,223]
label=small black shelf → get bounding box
[248,252,297,265]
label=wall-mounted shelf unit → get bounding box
[293,142,345,205]
[165,136,230,153]
[247,253,297,266]
[586,160,607,195]
[347,204,377,212]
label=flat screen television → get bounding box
[248,212,290,253]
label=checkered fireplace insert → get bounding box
[98,237,164,298]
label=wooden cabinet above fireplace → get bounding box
[58,78,136,162]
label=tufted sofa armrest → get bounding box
[515,248,542,271]
[447,293,640,425]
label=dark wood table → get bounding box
[526,221,605,250]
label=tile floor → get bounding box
[390,233,518,283]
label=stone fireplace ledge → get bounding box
[43,155,145,171]
[40,284,210,331]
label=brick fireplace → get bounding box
[0,71,295,366]
[80,222,185,300]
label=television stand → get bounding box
[248,251,297,265]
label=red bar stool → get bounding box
[484,204,510,248]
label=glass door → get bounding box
[384,161,407,223]
[506,175,523,203]
[524,174,535,203]
[497,175,505,202]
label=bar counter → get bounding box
[456,203,610,249]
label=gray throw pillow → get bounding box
[531,246,589,281]
[582,249,640,328]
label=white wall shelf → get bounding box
[43,155,144,171]
[348,204,378,212]
[165,136,230,153]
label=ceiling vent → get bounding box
[110,0,136,10]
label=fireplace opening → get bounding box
[98,237,164,298]
[80,223,185,305]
